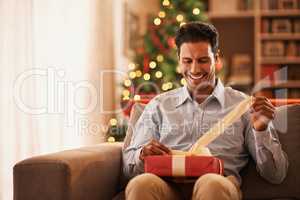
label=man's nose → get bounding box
[190,62,200,73]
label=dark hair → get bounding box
[175,21,219,55]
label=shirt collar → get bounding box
[175,85,192,108]
[175,78,225,108]
[211,78,225,108]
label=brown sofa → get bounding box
[14,104,300,200]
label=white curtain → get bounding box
[0,0,115,199]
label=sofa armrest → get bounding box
[13,142,123,200]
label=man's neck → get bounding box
[189,79,217,105]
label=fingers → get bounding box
[143,146,166,157]
[252,97,273,108]
[250,96,276,131]
[251,96,275,119]
[148,146,168,155]
[253,96,270,102]
[252,105,275,118]
[141,139,171,159]
[252,110,275,120]
[252,103,275,112]
[151,139,171,154]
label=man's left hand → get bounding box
[250,96,275,131]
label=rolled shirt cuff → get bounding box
[252,125,279,151]
[134,147,145,172]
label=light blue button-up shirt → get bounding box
[123,79,288,185]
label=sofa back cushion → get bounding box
[123,103,146,149]
[241,104,300,199]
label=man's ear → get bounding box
[214,50,223,72]
[214,49,220,61]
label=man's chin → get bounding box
[188,81,213,89]
[187,81,212,90]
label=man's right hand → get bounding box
[139,139,171,161]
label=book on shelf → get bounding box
[273,89,289,98]
[262,41,300,59]
[261,0,269,10]
[269,0,279,9]
[228,54,252,85]
[289,89,300,98]
[294,19,300,33]
[288,65,300,80]
[278,0,298,10]
[272,19,292,33]
[262,19,300,34]
[261,19,271,33]
[261,0,299,10]
[238,0,253,10]
[261,64,279,80]
[286,41,298,57]
[211,0,238,13]
[209,0,253,13]
[263,41,285,57]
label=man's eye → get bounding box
[198,59,209,64]
[183,60,192,64]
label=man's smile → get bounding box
[187,72,207,81]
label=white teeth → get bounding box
[189,74,204,80]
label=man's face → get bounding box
[179,41,216,93]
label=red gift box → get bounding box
[144,155,224,177]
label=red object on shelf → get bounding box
[270,99,300,106]
[144,155,223,177]
[261,64,279,80]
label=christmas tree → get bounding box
[121,0,208,109]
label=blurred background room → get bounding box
[1,0,300,199]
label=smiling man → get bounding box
[123,22,288,200]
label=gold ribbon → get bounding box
[172,96,254,155]
[172,155,186,176]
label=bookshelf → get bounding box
[260,57,300,64]
[269,81,300,88]
[204,0,300,98]
[260,9,300,17]
[259,33,300,40]
[207,11,254,18]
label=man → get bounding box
[122,22,288,200]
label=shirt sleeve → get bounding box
[122,100,161,180]
[244,113,289,184]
